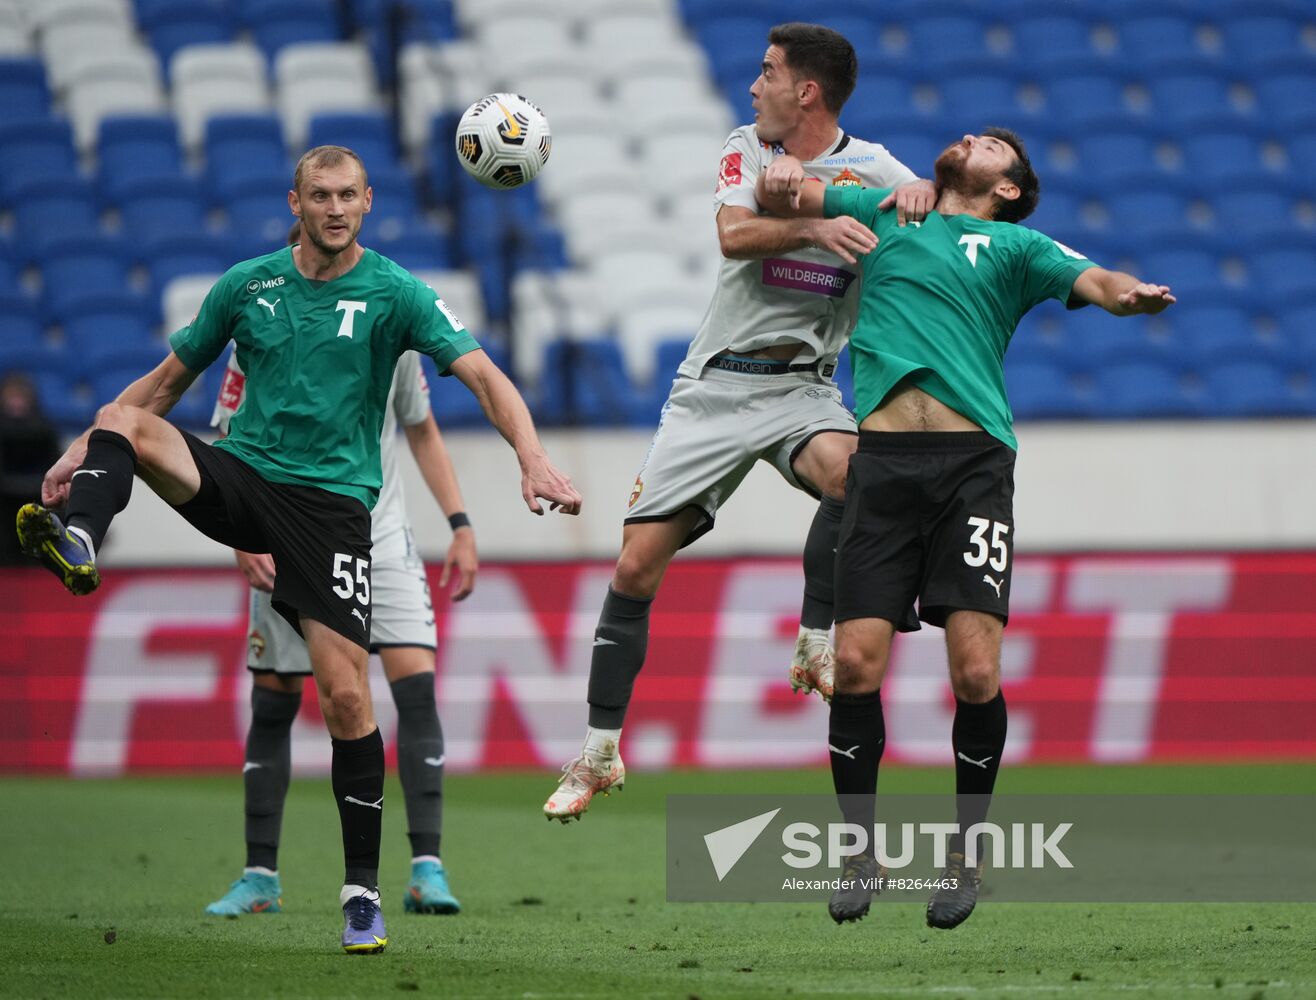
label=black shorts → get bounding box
[173,432,373,650]
[835,431,1016,630]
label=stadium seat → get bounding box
[0,57,47,118]
[1144,70,1247,127]
[274,43,379,149]
[245,0,344,62]
[572,339,653,426]
[141,232,235,306]
[1005,359,1090,419]
[32,371,96,429]
[65,55,168,152]
[1208,185,1305,241]
[98,115,186,200]
[1218,13,1311,70]
[0,293,44,351]
[306,111,401,170]
[1201,359,1307,417]
[220,173,296,256]
[934,71,1031,131]
[1070,125,1173,182]
[365,226,453,272]
[61,303,159,366]
[205,114,288,197]
[41,20,139,95]
[1009,13,1102,65]
[1178,126,1280,184]
[617,302,707,386]
[161,272,220,332]
[140,5,236,68]
[10,176,100,263]
[38,235,140,319]
[1091,360,1197,418]
[114,176,209,245]
[901,13,996,70]
[1111,13,1208,69]
[1251,69,1316,130]
[0,118,80,205]
[172,44,273,151]
[1169,300,1288,367]
[1040,70,1130,129]
[1101,182,1196,238]
[1136,242,1228,299]
[1247,237,1316,299]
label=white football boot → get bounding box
[543,735,625,823]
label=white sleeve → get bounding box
[391,351,431,427]
[210,346,245,436]
[713,127,763,213]
[866,143,919,189]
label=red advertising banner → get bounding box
[2,555,1313,775]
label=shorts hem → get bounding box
[624,504,714,549]
[370,643,437,653]
[920,602,1009,629]
[833,609,924,633]
[247,664,314,676]
[788,427,859,498]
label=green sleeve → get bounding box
[403,274,481,375]
[168,272,235,372]
[1021,230,1099,311]
[823,185,893,226]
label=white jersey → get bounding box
[212,349,432,560]
[679,125,917,379]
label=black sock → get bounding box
[800,495,845,631]
[828,689,885,842]
[331,727,385,889]
[243,685,301,871]
[65,429,136,551]
[390,672,443,859]
[951,691,1008,860]
[586,586,652,729]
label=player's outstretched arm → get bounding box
[876,178,938,226]
[404,413,478,600]
[748,159,877,265]
[1072,268,1177,317]
[448,350,582,517]
[42,352,200,507]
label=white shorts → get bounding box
[246,529,436,673]
[624,367,856,548]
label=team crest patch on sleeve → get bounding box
[218,368,246,410]
[628,476,644,508]
[831,168,862,187]
[717,151,742,192]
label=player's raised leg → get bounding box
[927,610,1006,931]
[18,393,202,594]
[827,616,895,923]
[544,510,703,822]
[381,648,460,915]
[304,619,388,953]
[788,431,856,701]
[206,670,302,916]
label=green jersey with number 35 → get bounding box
[824,186,1096,449]
[170,246,479,508]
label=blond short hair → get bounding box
[292,145,368,193]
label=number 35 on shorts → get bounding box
[962,516,1010,572]
[331,552,371,606]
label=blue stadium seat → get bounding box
[1247,236,1316,299]
[37,236,139,322]
[901,13,996,70]
[0,119,80,205]
[1025,186,1086,235]
[874,128,948,179]
[10,176,101,264]
[1040,70,1129,129]
[115,176,209,245]
[136,0,228,24]
[1064,308,1182,372]
[1071,125,1170,182]
[696,17,774,88]
[0,59,50,120]
[98,115,186,201]
[34,371,96,430]
[62,306,160,369]
[1252,69,1316,130]
[144,8,238,68]
[424,345,508,428]
[1136,242,1227,298]
[1208,185,1304,241]
[1144,70,1245,127]
[1178,125,1278,183]
[221,173,297,256]
[307,112,401,171]
[1005,359,1089,419]
[358,166,420,235]
[1009,14,1101,66]
[1091,361,1198,418]
[1169,300,1289,367]
[1101,182,1195,238]
[845,74,916,128]
[935,72,1030,131]
[1112,14,1208,69]
[1201,359,1307,417]
[206,115,289,199]
[574,340,652,426]
[141,232,235,304]
[365,226,453,271]
[0,294,44,351]
[1218,13,1311,70]
[243,0,344,60]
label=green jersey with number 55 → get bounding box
[824,185,1096,449]
[170,246,479,508]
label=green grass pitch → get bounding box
[5,764,1314,999]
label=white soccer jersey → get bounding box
[212,349,431,559]
[678,125,917,379]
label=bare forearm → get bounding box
[403,419,467,517]
[116,369,185,415]
[720,214,820,259]
[469,365,548,470]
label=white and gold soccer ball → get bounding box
[454,93,551,189]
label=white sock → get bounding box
[798,624,830,645]
[244,865,277,877]
[411,854,441,866]
[340,884,380,906]
[67,525,96,563]
[584,726,621,760]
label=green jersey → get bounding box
[170,246,480,508]
[825,186,1096,449]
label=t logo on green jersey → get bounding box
[336,300,367,339]
[959,234,991,267]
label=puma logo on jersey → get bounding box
[257,297,280,316]
[982,574,1004,597]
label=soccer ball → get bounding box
[454,93,552,190]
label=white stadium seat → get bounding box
[174,76,272,152]
[274,43,379,149]
[0,1,31,54]
[171,43,267,90]
[40,21,136,92]
[617,301,707,384]
[67,58,167,150]
[24,0,132,33]
[162,274,221,333]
